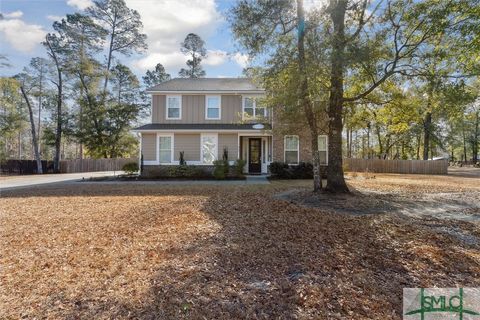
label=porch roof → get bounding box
[132,123,272,131]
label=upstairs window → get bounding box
[318,135,328,165]
[205,95,221,119]
[243,97,267,120]
[166,95,181,119]
[284,135,299,164]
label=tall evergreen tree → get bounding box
[86,0,147,96]
[178,33,207,78]
[143,63,171,88]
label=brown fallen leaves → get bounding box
[0,173,479,319]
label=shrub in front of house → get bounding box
[213,160,228,179]
[269,161,292,178]
[269,161,316,179]
[122,162,139,174]
[165,165,207,178]
[234,159,246,177]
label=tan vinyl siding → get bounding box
[174,134,201,161]
[220,95,242,123]
[218,133,238,160]
[151,95,165,123]
[142,133,157,161]
[151,94,245,123]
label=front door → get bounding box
[248,138,262,173]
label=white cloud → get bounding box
[231,53,249,68]
[126,0,223,73]
[204,50,228,66]
[46,15,64,22]
[3,11,23,18]
[0,17,46,53]
[134,52,187,72]
[66,0,93,10]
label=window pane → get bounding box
[207,108,219,119]
[202,136,217,164]
[285,136,298,150]
[318,136,327,151]
[207,97,219,108]
[245,98,254,109]
[285,151,298,164]
[168,107,179,118]
[168,97,179,108]
[159,136,171,150]
[256,107,266,117]
[158,136,171,163]
[244,107,254,117]
[319,151,327,165]
[159,150,171,163]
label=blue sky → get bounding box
[0,0,249,80]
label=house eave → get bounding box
[145,90,265,95]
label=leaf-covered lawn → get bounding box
[1,174,479,319]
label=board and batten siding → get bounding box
[218,134,238,160]
[174,134,201,161]
[151,94,243,124]
[141,133,157,161]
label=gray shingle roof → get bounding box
[146,78,264,92]
[132,123,271,131]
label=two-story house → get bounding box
[133,78,328,175]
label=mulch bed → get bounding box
[0,174,479,319]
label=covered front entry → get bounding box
[239,135,272,174]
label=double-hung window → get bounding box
[318,135,328,165]
[284,135,299,164]
[158,135,172,163]
[205,95,221,120]
[243,97,267,120]
[201,134,218,164]
[166,95,181,119]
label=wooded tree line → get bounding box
[0,0,208,173]
[230,0,479,192]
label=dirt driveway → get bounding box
[1,173,478,319]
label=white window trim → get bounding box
[166,95,182,120]
[200,133,218,164]
[158,133,174,164]
[318,135,328,165]
[284,135,299,165]
[242,96,267,120]
[205,95,221,120]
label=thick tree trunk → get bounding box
[297,0,321,191]
[326,0,349,193]
[20,86,43,174]
[423,112,432,160]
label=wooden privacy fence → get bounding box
[343,158,448,175]
[59,158,138,173]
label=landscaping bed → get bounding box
[0,173,479,319]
